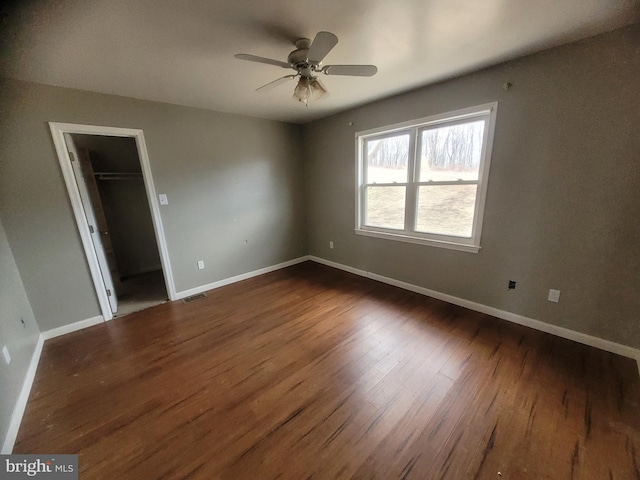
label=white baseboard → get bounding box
[1,315,105,453]
[41,315,104,340]
[175,256,311,300]
[309,256,640,361]
[0,253,305,454]
[2,255,637,456]
[41,257,312,339]
[1,333,44,454]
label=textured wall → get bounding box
[0,218,41,451]
[304,25,640,348]
[0,80,307,330]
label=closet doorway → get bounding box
[50,123,176,321]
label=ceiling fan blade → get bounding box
[322,64,378,77]
[307,31,338,64]
[256,75,297,92]
[234,53,291,69]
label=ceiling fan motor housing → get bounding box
[288,38,321,77]
[235,31,377,96]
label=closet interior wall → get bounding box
[70,134,162,281]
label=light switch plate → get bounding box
[548,289,560,303]
[159,194,168,205]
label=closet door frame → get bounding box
[49,122,177,321]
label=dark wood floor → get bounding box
[15,262,640,479]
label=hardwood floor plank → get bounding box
[13,262,640,479]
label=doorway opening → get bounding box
[50,123,176,321]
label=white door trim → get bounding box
[49,122,177,321]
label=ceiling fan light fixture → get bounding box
[310,78,327,100]
[293,77,312,105]
[237,31,377,106]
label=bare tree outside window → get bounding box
[420,121,484,181]
[366,134,409,184]
[416,120,485,236]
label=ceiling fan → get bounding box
[234,31,377,106]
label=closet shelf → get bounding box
[94,172,143,181]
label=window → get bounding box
[356,103,497,253]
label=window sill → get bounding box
[354,228,481,253]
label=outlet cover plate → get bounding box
[548,289,560,303]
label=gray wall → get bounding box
[70,134,162,278]
[0,218,41,450]
[304,25,640,348]
[0,80,307,331]
[0,25,638,351]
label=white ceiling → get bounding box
[1,0,638,123]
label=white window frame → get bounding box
[355,102,498,253]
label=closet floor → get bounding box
[115,269,167,318]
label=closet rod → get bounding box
[94,172,143,181]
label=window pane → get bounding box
[419,120,485,182]
[416,185,477,237]
[365,186,406,229]
[366,134,410,184]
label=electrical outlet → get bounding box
[508,280,516,289]
[2,346,10,365]
[548,289,560,303]
[197,260,205,270]
[158,194,168,205]
[329,241,334,249]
